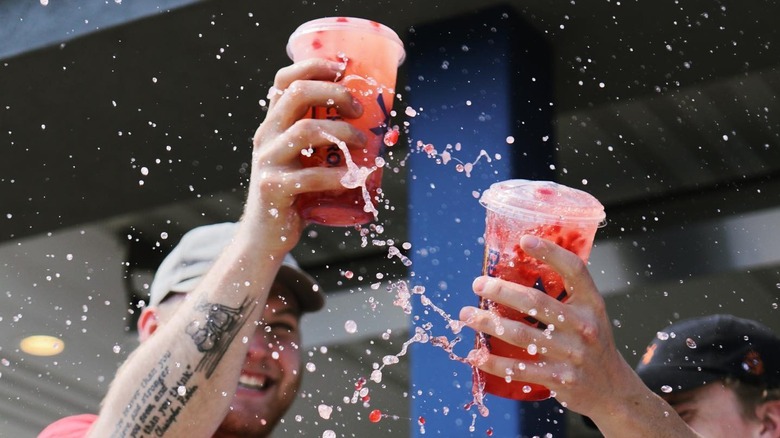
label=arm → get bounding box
[88,59,366,438]
[459,235,704,438]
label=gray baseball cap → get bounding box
[148,222,324,313]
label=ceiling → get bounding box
[2,0,779,436]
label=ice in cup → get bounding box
[474,179,606,401]
[286,17,405,226]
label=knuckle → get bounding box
[525,289,547,311]
[566,346,586,366]
[569,258,589,279]
[559,368,578,386]
[577,319,601,344]
[293,118,319,132]
[506,325,526,346]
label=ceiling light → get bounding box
[20,335,65,356]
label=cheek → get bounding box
[276,341,302,372]
[283,349,302,371]
[685,405,751,437]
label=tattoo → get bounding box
[112,352,199,437]
[187,297,256,378]
[110,299,255,436]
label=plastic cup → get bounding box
[286,17,405,226]
[474,179,606,401]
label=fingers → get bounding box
[280,79,362,122]
[258,166,351,198]
[272,58,346,96]
[460,305,552,353]
[470,276,567,328]
[519,235,601,305]
[256,119,367,165]
[471,351,576,390]
[260,59,360,137]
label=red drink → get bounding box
[286,17,405,226]
[475,179,605,401]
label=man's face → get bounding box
[216,284,303,437]
[663,381,763,437]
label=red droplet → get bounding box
[383,128,399,147]
[355,377,366,389]
[337,17,349,22]
[368,409,382,423]
[370,20,381,28]
[486,427,494,436]
[311,39,322,50]
[362,395,371,402]
[417,416,426,425]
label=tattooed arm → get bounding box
[88,235,277,438]
[87,59,364,437]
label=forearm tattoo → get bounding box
[187,297,256,378]
[112,352,199,437]
[112,298,256,437]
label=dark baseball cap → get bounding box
[148,222,324,313]
[635,314,780,395]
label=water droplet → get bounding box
[318,404,333,420]
[661,385,673,393]
[685,338,697,349]
[344,320,358,334]
[177,386,187,396]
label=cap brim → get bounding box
[277,264,324,313]
[637,365,724,395]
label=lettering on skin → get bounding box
[110,297,254,436]
[113,362,200,438]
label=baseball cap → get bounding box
[636,314,780,395]
[148,222,324,313]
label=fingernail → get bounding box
[473,276,488,293]
[460,306,476,320]
[328,60,346,71]
[521,234,540,249]
[352,97,363,111]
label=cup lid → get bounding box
[479,179,606,224]
[287,17,405,63]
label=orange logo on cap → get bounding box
[641,344,657,365]
[743,350,765,376]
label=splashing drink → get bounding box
[476,179,605,400]
[286,17,405,226]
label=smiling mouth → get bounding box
[238,374,271,391]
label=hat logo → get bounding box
[742,350,765,376]
[641,344,657,365]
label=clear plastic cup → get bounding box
[474,179,606,401]
[286,17,405,226]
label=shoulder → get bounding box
[38,414,98,438]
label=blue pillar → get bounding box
[406,6,560,437]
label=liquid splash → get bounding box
[413,140,496,178]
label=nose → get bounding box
[245,331,276,362]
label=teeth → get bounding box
[239,374,268,390]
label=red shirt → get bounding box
[38,414,97,438]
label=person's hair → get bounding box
[724,378,780,420]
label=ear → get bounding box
[137,307,161,342]
[757,399,780,438]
